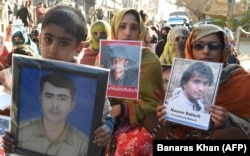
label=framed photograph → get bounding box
[99,40,142,99]
[164,58,223,130]
[10,54,109,156]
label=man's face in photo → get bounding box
[40,82,75,123]
[183,72,210,102]
[112,57,128,73]
[162,69,171,91]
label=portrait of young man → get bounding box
[163,59,222,130]
[167,61,215,113]
[16,70,98,155]
[109,46,138,87]
[99,40,141,99]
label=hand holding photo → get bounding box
[164,58,223,130]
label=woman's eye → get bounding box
[119,25,126,29]
[131,26,138,31]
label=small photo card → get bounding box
[99,40,142,99]
[164,58,223,130]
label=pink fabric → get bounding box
[77,48,98,66]
[0,46,10,66]
[36,6,45,20]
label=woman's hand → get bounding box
[210,105,229,128]
[156,104,167,125]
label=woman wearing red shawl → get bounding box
[77,20,111,66]
[104,8,164,155]
[157,24,249,139]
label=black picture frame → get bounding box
[10,54,109,156]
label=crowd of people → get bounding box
[0,2,249,156]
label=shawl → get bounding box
[109,8,164,128]
[89,20,111,51]
[77,47,98,66]
[185,24,250,137]
[218,64,250,137]
[159,26,189,65]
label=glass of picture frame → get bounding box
[10,54,109,156]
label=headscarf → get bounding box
[110,8,145,41]
[161,26,171,42]
[167,26,190,43]
[185,24,231,67]
[160,26,190,64]
[90,20,111,51]
[12,31,29,46]
[11,31,41,56]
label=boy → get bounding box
[3,5,113,154]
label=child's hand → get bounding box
[3,131,16,154]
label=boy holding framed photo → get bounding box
[3,5,113,156]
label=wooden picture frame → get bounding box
[10,54,109,156]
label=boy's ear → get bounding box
[76,41,84,54]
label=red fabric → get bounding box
[0,136,4,156]
[77,48,98,66]
[0,148,4,156]
[216,67,250,119]
[0,46,10,66]
[105,127,153,156]
[36,6,45,20]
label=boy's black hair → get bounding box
[42,5,88,44]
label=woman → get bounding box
[0,44,37,87]
[157,24,249,139]
[12,31,40,56]
[0,44,37,116]
[159,26,190,65]
[77,20,111,65]
[139,10,152,48]
[105,8,164,155]
[155,26,171,58]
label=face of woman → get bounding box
[116,13,140,40]
[192,33,223,63]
